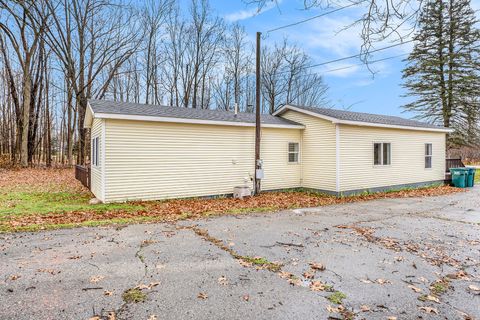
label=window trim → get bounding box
[373,142,392,167]
[288,142,300,164]
[425,143,433,169]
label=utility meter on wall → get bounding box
[256,159,264,179]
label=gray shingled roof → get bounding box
[88,100,302,127]
[285,104,448,130]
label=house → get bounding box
[83,100,453,203]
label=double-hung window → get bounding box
[92,137,99,166]
[425,143,432,169]
[288,142,299,163]
[373,142,391,166]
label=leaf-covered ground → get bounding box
[0,168,463,232]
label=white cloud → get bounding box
[224,1,280,22]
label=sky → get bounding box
[209,0,480,117]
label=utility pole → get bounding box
[254,31,261,195]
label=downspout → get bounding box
[335,124,340,195]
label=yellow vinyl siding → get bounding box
[280,110,337,191]
[339,125,446,192]
[103,119,301,202]
[261,128,302,190]
[90,118,103,200]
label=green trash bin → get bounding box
[450,168,468,188]
[466,167,476,187]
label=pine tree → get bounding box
[402,0,480,146]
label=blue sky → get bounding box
[209,0,480,117]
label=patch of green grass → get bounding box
[122,288,146,303]
[0,191,143,217]
[430,278,450,296]
[0,216,159,233]
[327,291,347,304]
[475,169,480,184]
[242,256,282,272]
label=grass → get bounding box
[122,288,146,303]
[475,169,480,184]
[327,291,347,304]
[0,168,464,233]
[241,256,282,272]
[0,191,143,217]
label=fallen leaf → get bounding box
[419,306,438,314]
[326,305,339,313]
[197,292,208,299]
[360,305,370,312]
[310,281,326,291]
[419,277,428,283]
[218,276,228,286]
[9,275,20,281]
[422,295,440,303]
[303,271,314,279]
[360,279,373,284]
[468,285,480,295]
[278,271,294,279]
[242,294,249,301]
[408,285,422,293]
[104,290,114,296]
[376,278,391,285]
[90,275,104,284]
[107,312,116,320]
[309,262,326,271]
[147,315,157,320]
[135,282,160,290]
[387,317,397,320]
[88,317,101,320]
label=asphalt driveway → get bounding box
[1,187,479,320]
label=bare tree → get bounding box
[43,0,143,164]
[0,0,47,167]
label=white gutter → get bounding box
[274,105,454,133]
[91,112,305,130]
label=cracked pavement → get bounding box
[1,187,479,319]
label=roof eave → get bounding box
[275,104,452,133]
[83,102,94,128]
[92,112,305,129]
[334,119,454,133]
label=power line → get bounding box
[265,2,358,34]
[276,40,414,75]
[321,53,408,74]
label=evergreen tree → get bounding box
[402,0,480,146]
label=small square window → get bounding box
[288,142,299,163]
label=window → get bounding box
[92,137,99,166]
[373,142,391,166]
[288,142,299,163]
[425,143,432,168]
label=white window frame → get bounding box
[425,143,432,169]
[373,142,391,167]
[288,142,300,164]
[92,137,99,167]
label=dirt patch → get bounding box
[0,168,87,194]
